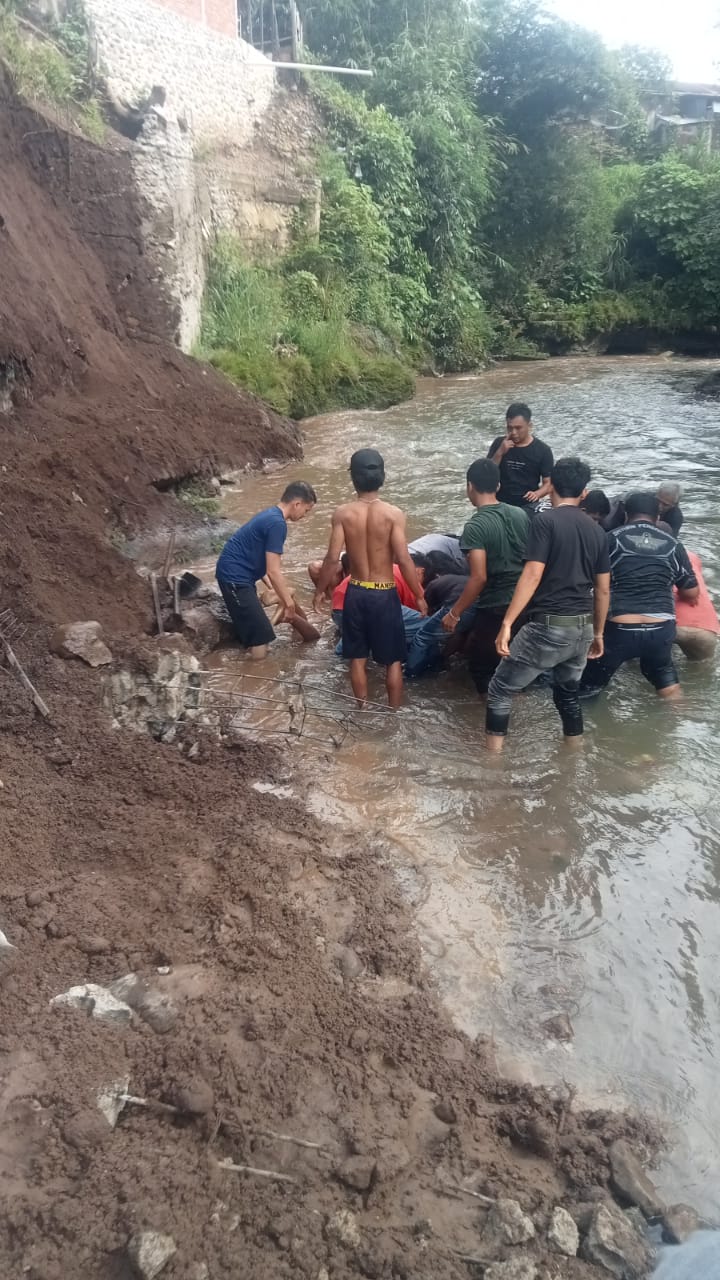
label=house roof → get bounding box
[656,113,708,126]
[673,81,720,97]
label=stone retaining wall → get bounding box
[85,0,272,144]
[81,0,321,350]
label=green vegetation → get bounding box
[177,479,221,518]
[0,0,104,139]
[209,2,719,416]
[200,234,413,419]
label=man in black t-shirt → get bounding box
[485,457,611,751]
[487,401,553,510]
[580,491,698,700]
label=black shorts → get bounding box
[342,583,407,666]
[218,580,275,649]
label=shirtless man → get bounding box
[313,448,425,708]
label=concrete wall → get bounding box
[151,0,238,39]
[82,0,321,351]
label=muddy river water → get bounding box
[198,357,720,1217]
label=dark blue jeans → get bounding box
[487,618,594,737]
[580,619,678,695]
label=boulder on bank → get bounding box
[51,621,113,667]
[583,1202,654,1279]
[609,1139,664,1218]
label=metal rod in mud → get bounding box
[150,573,164,635]
[1,639,50,719]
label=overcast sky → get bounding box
[546,0,719,82]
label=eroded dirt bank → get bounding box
[0,80,672,1280]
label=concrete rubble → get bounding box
[548,1205,579,1256]
[482,1198,537,1251]
[583,1202,655,1279]
[51,621,113,667]
[51,983,134,1025]
[127,1230,177,1280]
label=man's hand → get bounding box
[498,436,514,456]
[442,610,459,633]
[496,622,512,658]
[280,603,296,623]
[524,488,543,503]
[588,634,604,659]
[416,594,428,617]
[312,592,327,613]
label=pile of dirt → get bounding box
[0,75,669,1280]
[0,74,301,635]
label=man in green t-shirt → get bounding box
[443,457,530,692]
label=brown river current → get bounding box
[196,357,720,1217]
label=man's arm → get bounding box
[313,510,346,609]
[265,551,295,617]
[524,444,554,503]
[488,435,512,464]
[442,549,487,632]
[674,544,699,605]
[391,513,426,610]
[524,477,552,503]
[496,561,545,656]
[588,572,611,659]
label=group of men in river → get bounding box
[215,401,719,751]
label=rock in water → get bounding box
[51,622,113,667]
[485,1260,537,1280]
[482,1198,536,1250]
[583,1203,654,1279]
[661,1204,700,1244]
[128,1231,177,1279]
[541,1012,574,1041]
[548,1205,579,1256]
[610,1139,664,1218]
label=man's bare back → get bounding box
[335,498,406,583]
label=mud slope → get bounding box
[0,76,300,633]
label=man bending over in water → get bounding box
[313,448,425,708]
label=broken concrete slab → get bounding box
[51,983,134,1025]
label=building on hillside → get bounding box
[151,0,239,38]
[644,82,720,151]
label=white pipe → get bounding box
[259,61,373,76]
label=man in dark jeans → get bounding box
[442,457,530,692]
[486,457,611,751]
[580,491,698,701]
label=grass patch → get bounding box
[199,239,415,420]
[177,479,221,518]
[0,0,105,140]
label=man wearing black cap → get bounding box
[313,448,425,708]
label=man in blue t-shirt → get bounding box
[216,481,317,659]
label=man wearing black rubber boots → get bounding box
[485,457,610,751]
